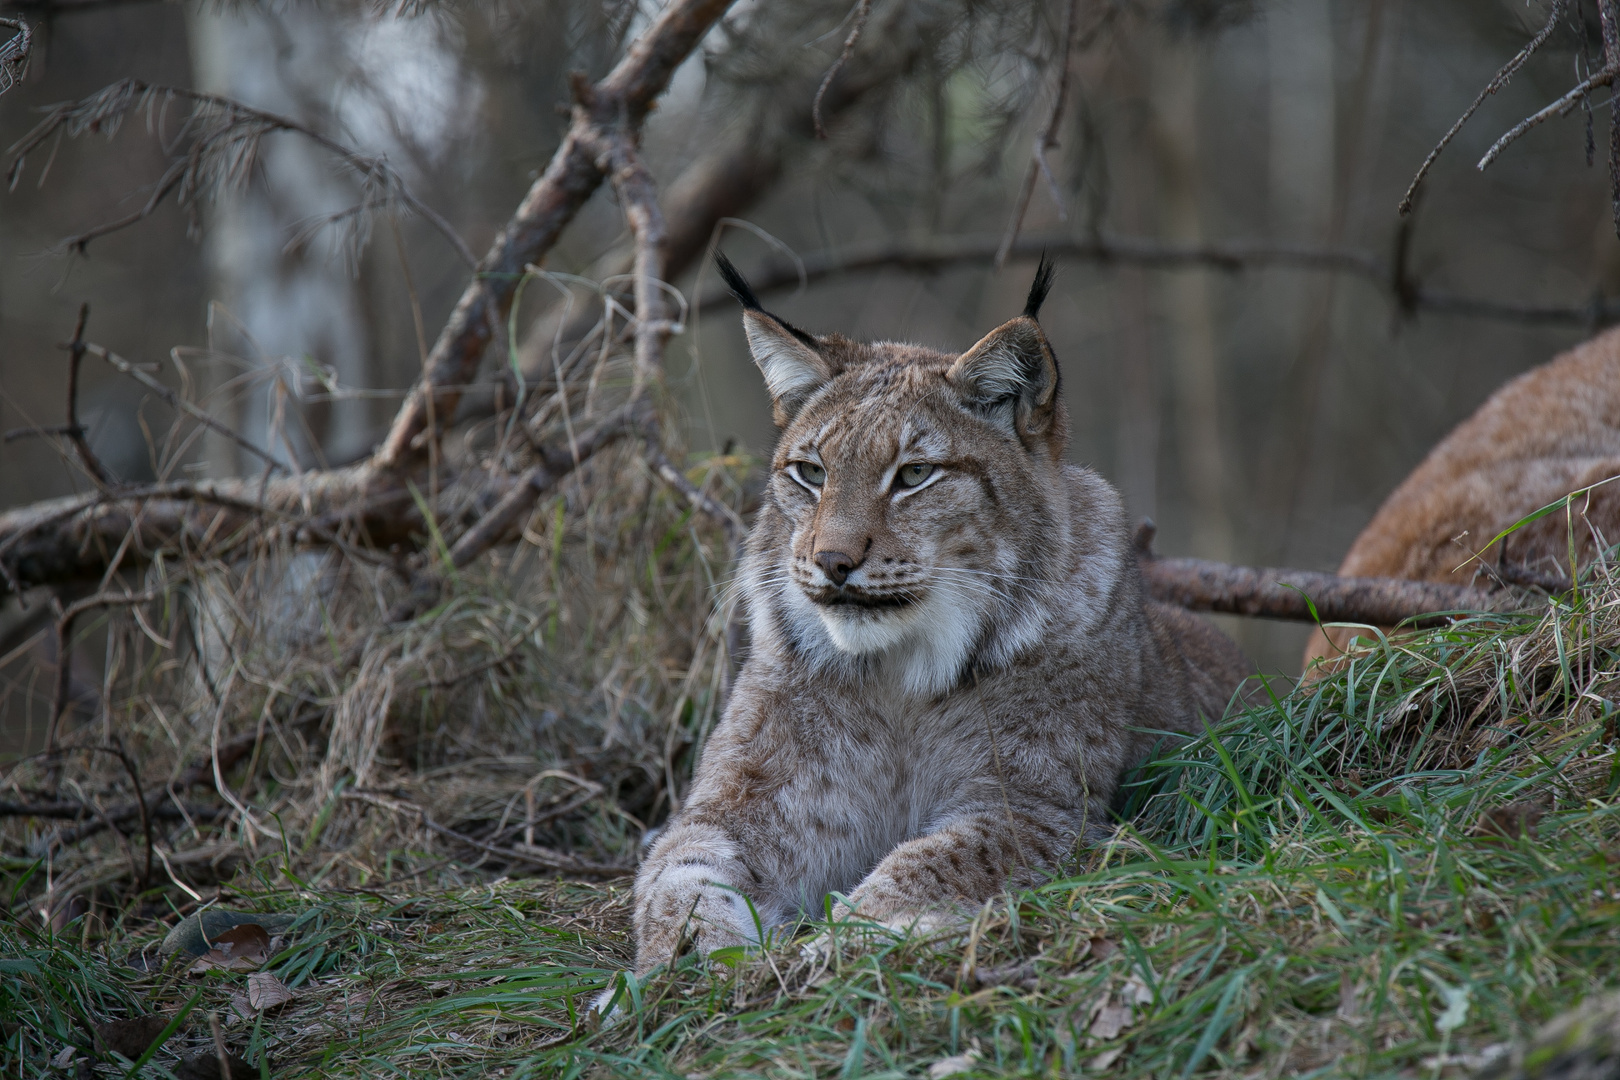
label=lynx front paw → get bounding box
[634,863,765,970]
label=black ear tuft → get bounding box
[1022,254,1056,320]
[716,249,821,350]
[715,251,764,312]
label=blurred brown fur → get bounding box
[1304,327,1620,670]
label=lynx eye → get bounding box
[792,461,826,487]
[896,463,935,489]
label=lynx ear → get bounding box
[948,256,1062,443]
[717,251,835,424]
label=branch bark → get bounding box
[1140,555,1517,626]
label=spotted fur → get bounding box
[630,258,1253,972]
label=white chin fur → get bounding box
[813,586,983,697]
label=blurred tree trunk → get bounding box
[186,5,374,472]
[1263,0,1338,557]
[1152,41,1232,563]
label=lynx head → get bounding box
[722,253,1086,696]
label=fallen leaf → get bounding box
[50,1046,76,1069]
[1121,974,1155,1007]
[190,924,271,973]
[928,1050,980,1078]
[1089,1003,1133,1041]
[246,971,294,1011]
[1090,1047,1124,1072]
[1086,935,1118,963]
[94,1015,174,1060]
[228,994,255,1025]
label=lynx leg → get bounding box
[631,821,774,973]
[839,810,1075,929]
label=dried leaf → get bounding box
[1089,1002,1134,1040]
[246,971,294,1011]
[928,1050,981,1078]
[50,1046,76,1069]
[1086,934,1118,962]
[189,923,271,973]
[1121,974,1155,1006]
[1090,1047,1124,1072]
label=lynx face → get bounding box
[725,258,1077,696]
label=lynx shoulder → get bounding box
[1304,327,1620,668]
[628,257,1252,974]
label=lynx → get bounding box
[1303,327,1620,668]
[626,255,1252,975]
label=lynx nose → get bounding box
[815,550,859,587]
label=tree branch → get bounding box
[1140,555,1517,626]
[697,231,1620,329]
[370,0,736,470]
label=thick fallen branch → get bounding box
[1140,555,1516,626]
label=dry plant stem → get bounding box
[811,0,872,139]
[371,0,736,470]
[1398,0,1568,215]
[30,711,322,854]
[1140,555,1514,626]
[345,790,629,877]
[996,0,1085,267]
[45,589,162,763]
[86,342,292,475]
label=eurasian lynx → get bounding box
[1303,327,1620,668]
[628,256,1252,973]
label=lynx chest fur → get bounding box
[629,258,1250,972]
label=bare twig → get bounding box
[6,80,473,266]
[85,342,293,474]
[60,305,113,488]
[1399,0,1568,214]
[1474,67,1619,173]
[811,0,872,140]
[29,710,320,853]
[0,15,30,97]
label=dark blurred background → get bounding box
[1,0,1614,682]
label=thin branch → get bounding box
[60,304,113,488]
[6,80,473,266]
[811,0,872,139]
[1399,0,1569,214]
[1474,66,1618,173]
[85,342,293,475]
[0,16,30,97]
[699,230,1620,329]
